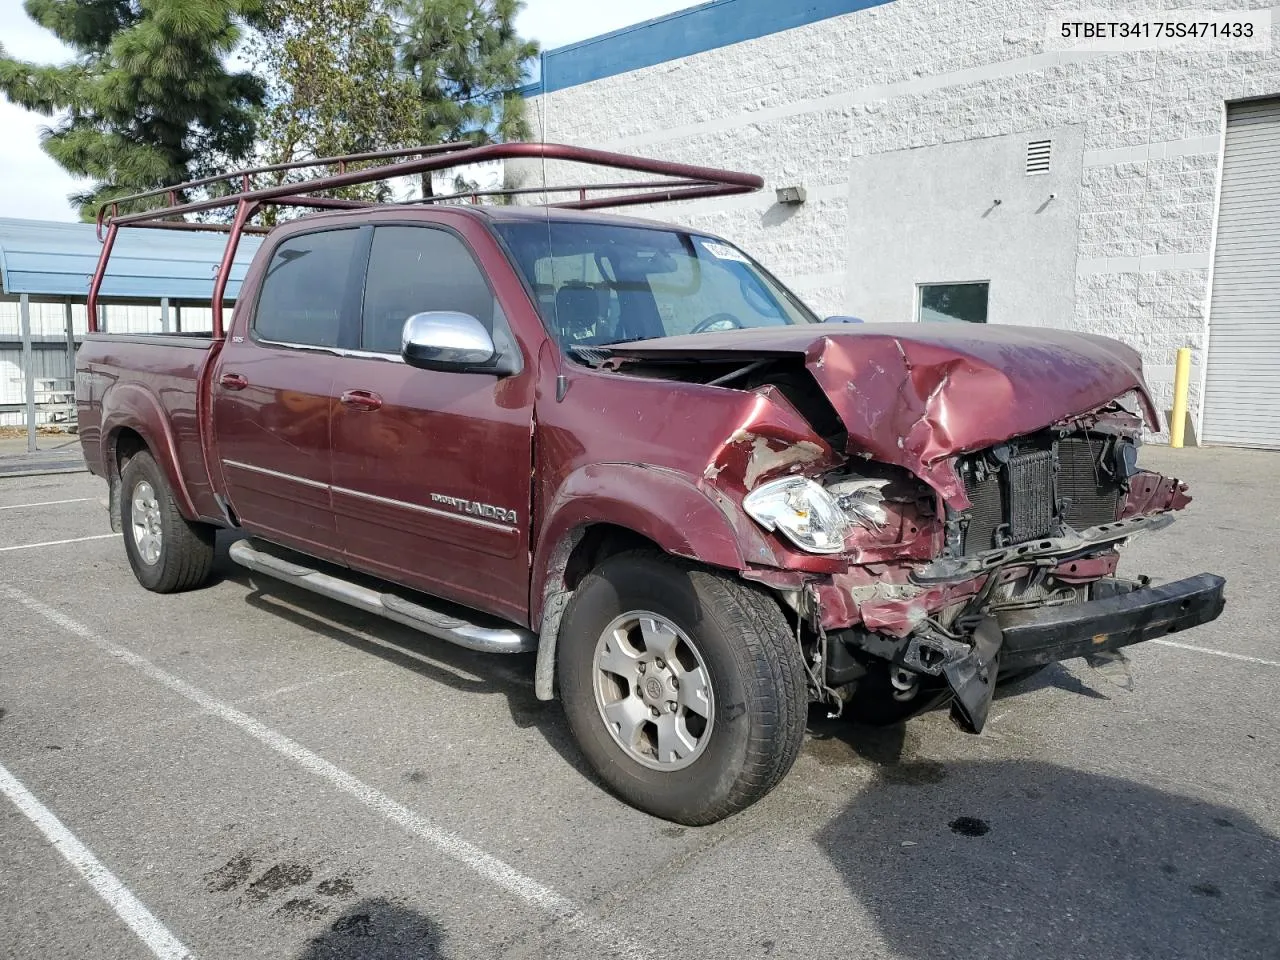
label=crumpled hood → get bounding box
[609,323,1157,506]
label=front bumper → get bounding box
[937,572,1224,733]
[996,573,1227,674]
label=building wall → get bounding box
[843,125,1085,328]
[525,0,1280,438]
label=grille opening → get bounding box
[1058,437,1123,530]
[962,468,1005,553]
[1007,450,1055,541]
[1026,139,1052,175]
[957,435,1123,556]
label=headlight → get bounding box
[826,478,890,531]
[742,477,852,554]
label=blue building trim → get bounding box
[527,0,896,96]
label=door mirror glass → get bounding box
[401,312,503,373]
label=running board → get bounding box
[228,539,537,654]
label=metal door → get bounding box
[1202,99,1280,447]
[329,223,535,624]
[212,226,365,558]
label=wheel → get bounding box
[120,450,216,593]
[557,550,807,825]
[841,659,951,726]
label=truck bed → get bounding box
[76,332,226,524]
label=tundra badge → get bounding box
[430,493,518,526]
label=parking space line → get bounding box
[0,585,646,960]
[0,534,119,553]
[234,669,362,704]
[1152,638,1280,668]
[0,498,96,511]
[0,761,193,960]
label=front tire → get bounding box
[557,551,807,825]
[120,450,215,593]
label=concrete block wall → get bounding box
[525,0,1280,439]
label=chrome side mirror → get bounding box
[401,312,502,373]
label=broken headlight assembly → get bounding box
[826,477,891,531]
[743,477,853,554]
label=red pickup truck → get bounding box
[76,144,1225,825]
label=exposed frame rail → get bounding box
[87,141,766,338]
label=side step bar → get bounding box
[228,539,537,654]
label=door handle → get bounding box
[340,389,383,412]
[219,372,248,391]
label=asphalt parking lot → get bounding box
[1,445,1277,960]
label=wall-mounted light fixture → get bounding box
[776,185,807,205]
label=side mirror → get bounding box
[823,315,865,324]
[401,312,510,374]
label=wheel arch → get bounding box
[100,383,199,529]
[530,462,776,701]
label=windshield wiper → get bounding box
[567,344,614,366]
[600,336,655,346]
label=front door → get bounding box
[329,223,535,624]
[212,226,365,561]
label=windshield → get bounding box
[493,220,817,351]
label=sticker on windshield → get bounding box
[697,239,751,264]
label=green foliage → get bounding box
[0,0,265,219]
[394,0,538,147]
[250,0,537,203]
[1,0,538,219]
[249,0,419,168]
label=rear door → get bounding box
[329,222,535,624]
[212,225,367,560]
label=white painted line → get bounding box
[1,585,645,960]
[235,669,362,704]
[1152,638,1280,669]
[0,533,119,553]
[0,498,96,511]
[0,761,193,960]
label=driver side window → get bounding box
[360,225,501,355]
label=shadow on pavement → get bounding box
[296,898,446,960]
[813,755,1280,959]
[207,531,596,784]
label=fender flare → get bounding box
[100,381,200,521]
[529,462,777,700]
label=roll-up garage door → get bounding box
[1202,99,1280,447]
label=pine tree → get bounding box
[0,0,265,219]
[394,0,538,195]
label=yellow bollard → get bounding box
[1170,347,1192,448]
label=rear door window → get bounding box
[253,228,361,348]
[360,226,499,355]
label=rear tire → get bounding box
[557,550,807,825]
[120,450,215,593]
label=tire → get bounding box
[557,550,807,825]
[120,450,216,593]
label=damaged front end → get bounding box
[797,407,1223,732]
[811,408,1223,731]
[608,327,1227,733]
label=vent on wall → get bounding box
[1026,139,1052,175]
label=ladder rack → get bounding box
[87,141,766,338]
